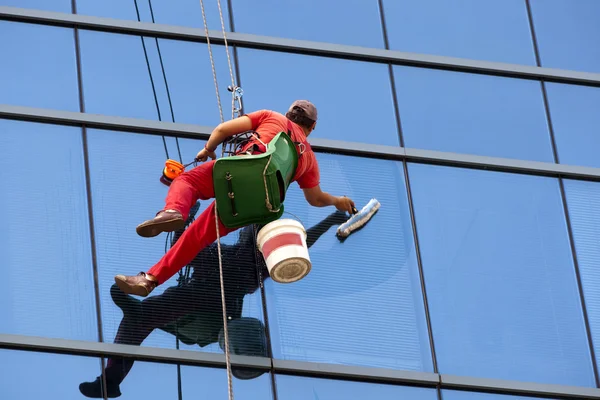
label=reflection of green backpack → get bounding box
[213,132,299,229]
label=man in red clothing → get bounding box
[114,100,355,297]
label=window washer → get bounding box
[79,202,348,399]
[114,100,356,297]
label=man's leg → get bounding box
[115,201,238,296]
[136,160,217,238]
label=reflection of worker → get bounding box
[114,100,355,297]
[79,204,347,399]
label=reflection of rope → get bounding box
[198,0,235,398]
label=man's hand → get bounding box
[195,147,217,162]
[334,196,355,214]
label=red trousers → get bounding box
[147,160,238,284]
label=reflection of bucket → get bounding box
[256,219,311,283]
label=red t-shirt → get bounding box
[243,110,320,189]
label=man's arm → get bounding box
[302,185,355,214]
[196,116,253,160]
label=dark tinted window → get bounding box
[382,0,536,65]
[0,120,97,341]
[530,0,600,73]
[276,375,437,400]
[563,179,600,372]
[231,0,384,48]
[408,163,595,386]
[545,82,600,168]
[265,154,433,371]
[395,66,553,162]
[0,21,79,111]
[238,48,399,146]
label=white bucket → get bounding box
[256,218,311,283]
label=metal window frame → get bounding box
[3,104,600,183]
[1,6,600,88]
[1,334,599,399]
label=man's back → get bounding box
[246,109,321,190]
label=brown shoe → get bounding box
[114,272,158,297]
[136,209,185,238]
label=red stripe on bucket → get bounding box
[262,233,303,259]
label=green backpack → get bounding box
[213,131,299,228]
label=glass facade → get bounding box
[1,1,600,400]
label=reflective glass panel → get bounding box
[394,66,554,162]
[408,163,594,386]
[563,179,600,373]
[381,0,536,65]
[231,0,384,48]
[0,0,71,13]
[76,0,147,21]
[0,21,79,111]
[265,154,432,371]
[443,390,559,400]
[156,38,238,127]
[545,82,600,168]
[78,30,160,120]
[238,48,399,146]
[0,120,97,341]
[86,130,265,360]
[182,365,272,399]
[277,375,437,400]
[76,0,230,30]
[530,0,600,73]
[0,350,103,399]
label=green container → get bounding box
[213,132,299,228]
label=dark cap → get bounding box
[288,100,318,121]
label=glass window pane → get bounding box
[394,66,554,162]
[276,375,437,400]
[443,390,559,400]
[238,49,399,147]
[79,357,178,399]
[87,130,266,359]
[0,350,103,399]
[545,82,600,168]
[266,155,432,371]
[148,0,231,30]
[0,120,97,341]
[232,0,383,48]
[0,21,79,111]
[0,0,71,13]
[530,0,600,74]
[75,0,231,30]
[563,179,600,373]
[408,163,594,387]
[79,30,160,120]
[75,0,146,21]
[382,0,536,65]
[182,365,273,399]
[157,38,238,126]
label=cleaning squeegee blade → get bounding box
[336,198,380,238]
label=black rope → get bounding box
[146,0,183,164]
[132,0,170,160]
